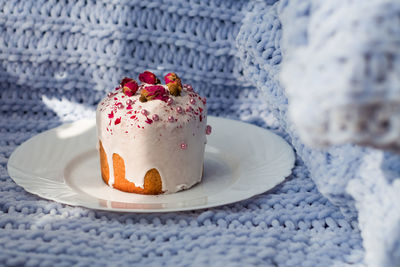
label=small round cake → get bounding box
[96,71,211,194]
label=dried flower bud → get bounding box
[140,85,169,102]
[139,71,160,85]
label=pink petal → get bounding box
[120,77,133,87]
[139,71,158,84]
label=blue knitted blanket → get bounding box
[1,0,399,266]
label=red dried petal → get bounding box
[120,77,133,87]
[108,111,114,118]
[123,88,134,97]
[145,117,153,124]
[124,80,139,91]
[139,71,159,84]
[115,117,121,125]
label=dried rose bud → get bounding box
[167,80,182,96]
[164,72,179,84]
[139,71,160,85]
[164,73,182,96]
[120,77,133,87]
[140,85,169,102]
[123,80,139,96]
[139,95,147,102]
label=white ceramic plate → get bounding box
[7,116,295,212]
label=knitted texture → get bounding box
[236,0,400,266]
[0,0,397,266]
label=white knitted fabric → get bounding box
[280,0,400,151]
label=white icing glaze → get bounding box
[96,83,207,194]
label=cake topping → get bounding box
[180,143,187,150]
[121,78,139,97]
[167,97,174,106]
[206,125,212,135]
[120,77,133,87]
[139,71,161,85]
[164,72,182,96]
[184,84,193,92]
[139,85,169,102]
[99,73,208,133]
[145,117,153,124]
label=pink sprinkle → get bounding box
[141,109,148,115]
[180,143,187,150]
[176,106,183,114]
[152,114,159,121]
[115,117,121,125]
[186,106,193,112]
[168,116,174,122]
[184,84,193,91]
[126,99,134,105]
[167,97,174,106]
[107,92,113,97]
[117,103,124,109]
[190,98,196,105]
[206,125,212,135]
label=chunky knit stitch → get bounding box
[236,1,400,266]
[0,0,398,266]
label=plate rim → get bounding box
[7,116,295,213]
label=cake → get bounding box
[96,71,212,194]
